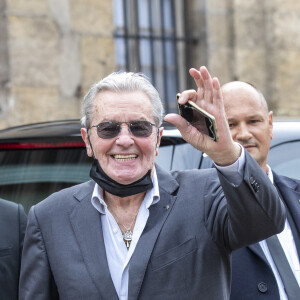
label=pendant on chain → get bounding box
[123,230,133,249]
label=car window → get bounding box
[2,142,199,212]
[268,141,300,180]
[156,142,216,171]
[199,153,214,169]
[0,148,92,213]
[155,145,175,171]
[172,143,202,170]
[156,143,203,171]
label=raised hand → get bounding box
[164,66,240,166]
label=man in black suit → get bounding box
[0,198,27,300]
[222,81,300,299]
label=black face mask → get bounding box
[90,159,153,198]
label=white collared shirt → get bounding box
[259,166,300,300]
[91,168,160,300]
[91,147,246,299]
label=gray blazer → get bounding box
[0,198,27,300]
[19,152,285,300]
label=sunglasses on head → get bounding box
[90,120,157,139]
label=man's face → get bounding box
[222,83,273,172]
[81,91,162,185]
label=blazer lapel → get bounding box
[247,243,270,266]
[273,172,300,257]
[69,183,119,300]
[128,166,179,300]
[247,172,300,268]
[273,172,300,233]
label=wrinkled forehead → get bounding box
[92,90,154,121]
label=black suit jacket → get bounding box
[0,198,27,300]
[230,171,300,299]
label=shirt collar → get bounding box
[91,167,160,214]
[266,164,274,184]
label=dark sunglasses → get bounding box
[91,120,157,139]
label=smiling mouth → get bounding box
[113,154,138,162]
[243,145,256,149]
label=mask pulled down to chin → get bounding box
[89,159,153,198]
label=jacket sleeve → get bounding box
[210,151,286,251]
[19,206,59,300]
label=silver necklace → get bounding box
[109,205,140,250]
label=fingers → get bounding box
[189,66,215,104]
[212,77,223,108]
[177,89,198,104]
[189,68,204,100]
[164,113,189,132]
[199,66,213,104]
[185,67,222,108]
[164,112,205,150]
[189,68,203,88]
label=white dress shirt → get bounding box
[259,166,300,300]
[91,145,246,299]
[91,168,160,300]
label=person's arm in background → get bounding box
[19,205,59,300]
[0,199,27,300]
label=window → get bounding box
[0,148,91,213]
[268,141,300,180]
[113,0,197,113]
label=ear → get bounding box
[268,111,274,140]
[155,127,164,156]
[81,128,93,157]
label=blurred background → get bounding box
[1,0,300,129]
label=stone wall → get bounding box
[0,0,115,129]
[206,0,300,117]
[0,0,300,129]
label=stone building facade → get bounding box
[207,0,300,117]
[0,0,299,129]
[0,0,115,128]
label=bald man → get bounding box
[222,82,300,300]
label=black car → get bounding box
[0,120,299,213]
[0,120,184,212]
[157,121,300,179]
